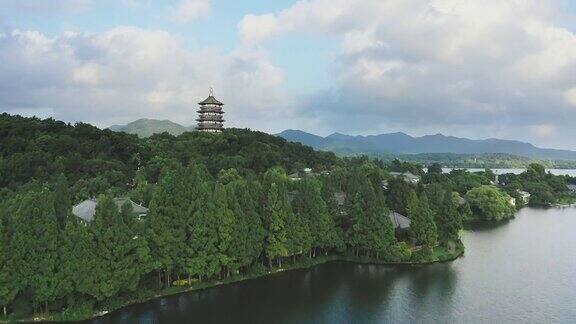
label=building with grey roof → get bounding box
[390,211,411,231]
[390,171,421,184]
[72,198,148,222]
[332,192,410,232]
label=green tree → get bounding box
[146,165,187,288]
[0,198,19,317]
[185,182,220,281]
[11,189,59,313]
[386,177,412,215]
[436,193,463,243]
[213,183,235,277]
[293,178,337,256]
[53,174,70,229]
[58,215,98,307]
[347,169,395,258]
[408,193,438,247]
[91,195,150,300]
[427,163,443,174]
[264,183,288,267]
[466,185,516,221]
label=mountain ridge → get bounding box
[107,119,576,160]
[277,129,576,161]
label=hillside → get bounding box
[109,118,192,137]
[0,114,337,193]
[277,129,576,161]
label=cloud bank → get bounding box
[1,0,576,149]
[240,0,576,148]
[0,27,290,130]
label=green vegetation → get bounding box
[109,118,192,138]
[498,163,575,206]
[0,114,464,322]
[387,153,571,169]
[1,114,573,322]
[466,186,516,221]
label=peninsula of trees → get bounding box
[0,114,574,321]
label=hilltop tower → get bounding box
[196,88,224,132]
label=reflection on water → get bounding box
[90,206,576,324]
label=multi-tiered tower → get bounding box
[196,88,224,132]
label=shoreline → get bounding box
[3,246,464,323]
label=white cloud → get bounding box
[239,0,576,148]
[0,0,92,14]
[0,27,289,131]
[170,0,210,24]
[564,87,576,106]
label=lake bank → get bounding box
[2,245,464,323]
[84,206,576,323]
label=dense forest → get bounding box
[0,114,573,321]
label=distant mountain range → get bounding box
[107,119,576,161]
[277,130,576,161]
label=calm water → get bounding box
[91,206,576,324]
[441,168,576,177]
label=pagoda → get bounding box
[196,88,225,132]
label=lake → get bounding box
[90,206,576,323]
[441,168,576,177]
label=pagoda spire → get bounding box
[196,88,225,132]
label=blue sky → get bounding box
[0,0,337,92]
[1,0,576,149]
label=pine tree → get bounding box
[224,178,264,273]
[425,183,446,218]
[214,183,234,277]
[0,198,19,317]
[146,165,187,288]
[408,193,438,248]
[131,168,153,206]
[11,189,59,313]
[346,168,396,258]
[186,182,220,281]
[91,195,150,299]
[53,174,70,229]
[241,179,265,266]
[264,183,288,267]
[58,215,98,305]
[436,193,463,243]
[293,178,337,256]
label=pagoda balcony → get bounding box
[197,116,224,122]
[197,107,224,114]
[197,124,224,130]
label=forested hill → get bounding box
[0,113,337,197]
[2,113,571,321]
[109,118,193,137]
[277,129,576,161]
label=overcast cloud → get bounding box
[1,0,576,149]
[240,0,576,149]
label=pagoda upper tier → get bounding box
[196,89,225,133]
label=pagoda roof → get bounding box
[199,95,224,106]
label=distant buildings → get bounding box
[196,88,225,133]
[517,190,531,205]
[288,167,319,181]
[567,184,576,193]
[72,198,148,222]
[390,171,421,184]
